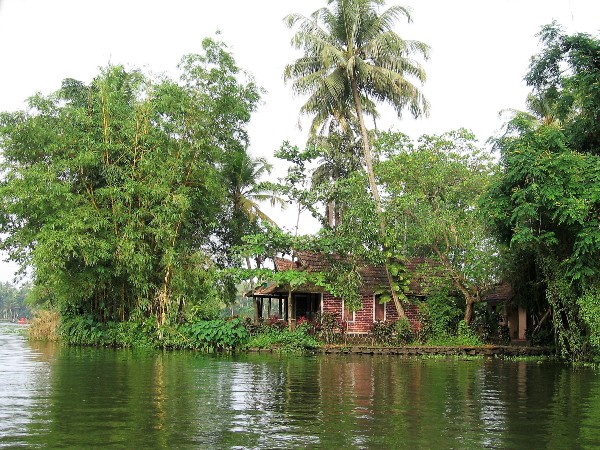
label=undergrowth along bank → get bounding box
[27,310,557,358]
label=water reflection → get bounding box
[0,324,52,448]
[1,326,600,449]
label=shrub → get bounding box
[417,291,463,341]
[314,312,345,344]
[247,326,320,353]
[455,320,483,346]
[28,310,60,342]
[369,319,414,346]
[370,320,395,345]
[178,317,249,352]
[577,288,600,355]
[394,318,414,345]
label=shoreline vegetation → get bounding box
[0,1,598,363]
[26,310,554,360]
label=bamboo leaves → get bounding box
[0,37,260,324]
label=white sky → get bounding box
[0,0,598,283]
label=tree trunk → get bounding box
[327,201,335,227]
[350,78,406,319]
[464,298,474,325]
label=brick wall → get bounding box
[322,293,422,334]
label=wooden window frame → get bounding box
[373,294,386,322]
[342,299,355,323]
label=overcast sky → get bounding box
[0,0,598,283]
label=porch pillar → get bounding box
[287,287,295,331]
[518,306,527,340]
[253,298,259,324]
[256,298,263,321]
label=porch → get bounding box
[249,289,322,329]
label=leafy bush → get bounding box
[394,318,414,345]
[415,291,463,342]
[424,321,483,347]
[456,320,483,346]
[58,314,249,351]
[369,318,414,346]
[370,320,395,345]
[314,312,345,344]
[577,288,600,356]
[247,326,320,353]
[178,318,249,351]
[59,314,157,348]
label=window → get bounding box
[343,300,355,322]
[374,295,385,321]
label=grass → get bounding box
[27,310,60,341]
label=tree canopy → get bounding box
[0,38,261,324]
[486,24,600,359]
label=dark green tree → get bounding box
[379,130,501,325]
[486,24,600,360]
[487,114,599,359]
[526,22,600,155]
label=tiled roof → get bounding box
[484,282,513,303]
[249,251,436,297]
[274,257,297,272]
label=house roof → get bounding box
[484,282,513,303]
[248,251,436,298]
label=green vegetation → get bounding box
[247,325,321,354]
[485,23,600,360]
[0,282,30,321]
[0,37,260,329]
[0,4,598,361]
[285,0,429,317]
[28,310,60,341]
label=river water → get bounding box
[1,323,599,449]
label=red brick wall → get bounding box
[321,293,421,334]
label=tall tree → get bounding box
[285,0,429,316]
[486,24,600,360]
[225,152,284,229]
[0,38,260,325]
[308,126,363,227]
[526,22,600,155]
[379,130,500,325]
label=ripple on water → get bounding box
[0,324,53,448]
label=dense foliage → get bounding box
[285,0,430,317]
[378,130,501,324]
[1,4,598,362]
[0,38,260,326]
[0,282,30,320]
[486,24,600,360]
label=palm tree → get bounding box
[226,151,285,227]
[223,151,286,319]
[220,151,285,265]
[308,125,363,227]
[285,0,429,317]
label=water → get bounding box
[1,323,600,449]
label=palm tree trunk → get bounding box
[351,78,407,320]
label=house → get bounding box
[246,251,432,334]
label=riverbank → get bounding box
[249,344,554,358]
